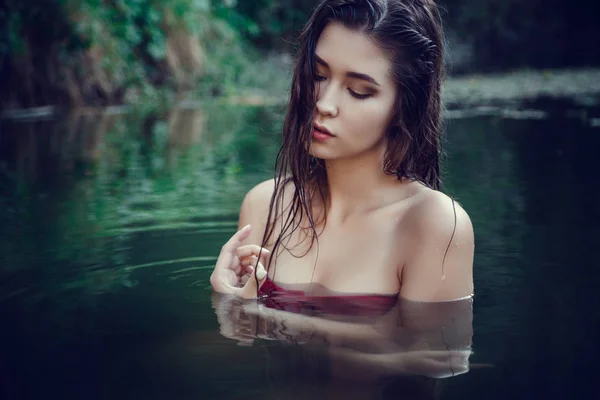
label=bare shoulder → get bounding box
[244,178,276,205]
[404,187,474,247]
[239,179,276,229]
[398,186,475,301]
[238,178,295,245]
[240,177,296,216]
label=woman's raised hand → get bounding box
[210,225,269,299]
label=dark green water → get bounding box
[0,102,599,399]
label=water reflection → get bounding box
[1,99,599,399]
[208,292,474,398]
[0,104,281,302]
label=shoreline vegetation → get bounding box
[3,68,600,121]
[2,1,599,118]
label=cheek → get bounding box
[347,101,394,140]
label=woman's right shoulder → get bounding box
[242,179,275,209]
[238,178,294,237]
[239,179,274,224]
[243,177,296,206]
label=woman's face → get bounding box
[310,22,397,162]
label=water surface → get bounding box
[0,101,599,399]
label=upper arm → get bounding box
[399,193,474,302]
[238,179,275,247]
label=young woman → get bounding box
[210,0,474,305]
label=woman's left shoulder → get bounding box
[403,186,474,245]
[396,186,475,301]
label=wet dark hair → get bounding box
[260,0,445,281]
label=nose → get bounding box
[315,82,339,118]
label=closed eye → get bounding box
[315,74,372,99]
[348,89,372,99]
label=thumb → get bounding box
[239,261,268,299]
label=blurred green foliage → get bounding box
[1,0,598,108]
[0,0,262,107]
[221,0,314,50]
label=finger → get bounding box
[232,261,243,275]
[236,245,270,260]
[240,272,251,285]
[239,261,268,299]
[240,255,258,267]
[220,225,252,255]
[239,259,256,279]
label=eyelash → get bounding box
[314,75,372,100]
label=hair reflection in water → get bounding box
[212,291,473,399]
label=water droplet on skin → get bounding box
[441,274,446,281]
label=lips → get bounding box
[313,123,334,136]
[312,123,335,142]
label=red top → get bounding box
[259,277,398,316]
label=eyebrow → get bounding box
[315,54,381,87]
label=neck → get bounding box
[321,149,400,222]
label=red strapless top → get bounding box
[259,277,398,316]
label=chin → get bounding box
[309,145,336,160]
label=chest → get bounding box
[269,215,402,295]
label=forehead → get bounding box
[315,22,392,82]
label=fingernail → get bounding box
[256,268,267,280]
[242,224,251,231]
